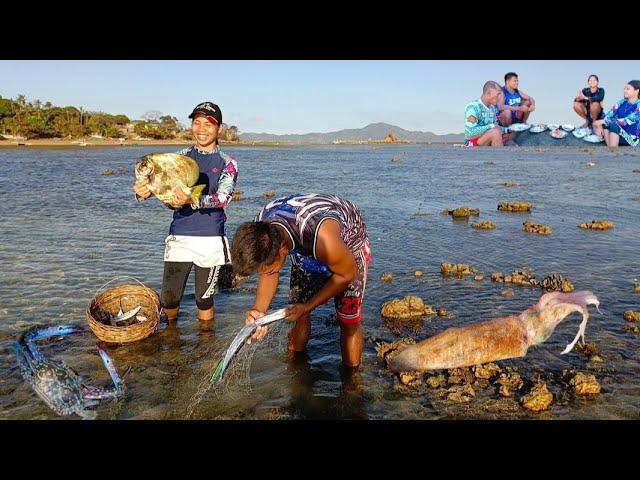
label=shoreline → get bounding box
[0,138,459,149]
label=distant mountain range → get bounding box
[240,122,464,143]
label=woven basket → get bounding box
[87,277,161,344]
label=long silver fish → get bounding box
[210,308,288,384]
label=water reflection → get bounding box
[1,145,639,419]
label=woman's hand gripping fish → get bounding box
[388,291,601,372]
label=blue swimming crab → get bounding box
[13,324,124,419]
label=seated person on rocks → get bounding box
[592,79,640,147]
[573,74,605,127]
[497,72,535,127]
[464,81,509,147]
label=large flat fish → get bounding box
[135,153,206,208]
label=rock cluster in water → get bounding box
[262,190,276,198]
[102,166,126,176]
[519,381,553,411]
[562,370,601,395]
[623,310,640,322]
[374,345,603,412]
[471,221,496,230]
[497,201,532,212]
[380,295,436,319]
[380,273,393,282]
[232,189,244,201]
[539,273,575,293]
[523,220,552,235]
[491,270,574,293]
[578,219,614,230]
[440,263,478,277]
[441,206,480,218]
[490,268,538,287]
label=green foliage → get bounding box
[134,121,175,140]
[0,94,179,139]
[218,123,240,142]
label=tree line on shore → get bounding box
[0,94,240,141]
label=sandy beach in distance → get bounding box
[0,138,435,148]
[0,138,193,149]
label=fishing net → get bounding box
[185,309,292,419]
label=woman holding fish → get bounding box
[132,101,239,326]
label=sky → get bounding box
[1,60,638,135]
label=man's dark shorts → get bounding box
[289,239,371,325]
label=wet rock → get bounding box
[484,161,495,165]
[563,370,601,395]
[587,162,596,167]
[101,168,115,175]
[426,374,447,388]
[446,384,476,403]
[500,288,515,297]
[375,338,415,365]
[447,367,474,385]
[441,206,480,218]
[578,220,614,230]
[473,378,491,389]
[575,342,599,357]
[492,268,538,287]
[633,168,640,173]
[496,370,523,397]
[473,363,502,380]
[589,355,603,363]
[502,181,518,187]
[497,201,532,212]
[232,189,244,201]
[116,166,126,173]
[520,382,553,411]
[380,296,436,319]
[440,262,477,277]
[523,220,552,235]
[436,307,447,317]
[498,385,513,397]
[391,156,403,164]
[540,273,574,293]
[623,310,640,322]
[491,272,504,282]
[399,371,422,387]
[472,221,496,230]
[634,283,640,293]
[414,270,423,278]
[261,190,276,198]
[624,324,640,333]
[411,211,430,216]
[380,273,393,282]
[510,269,536,285]
[474,274,485,282]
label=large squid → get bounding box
[388,291,600,372]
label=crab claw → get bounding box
[23,324,84,342]
[96,345,123,394]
